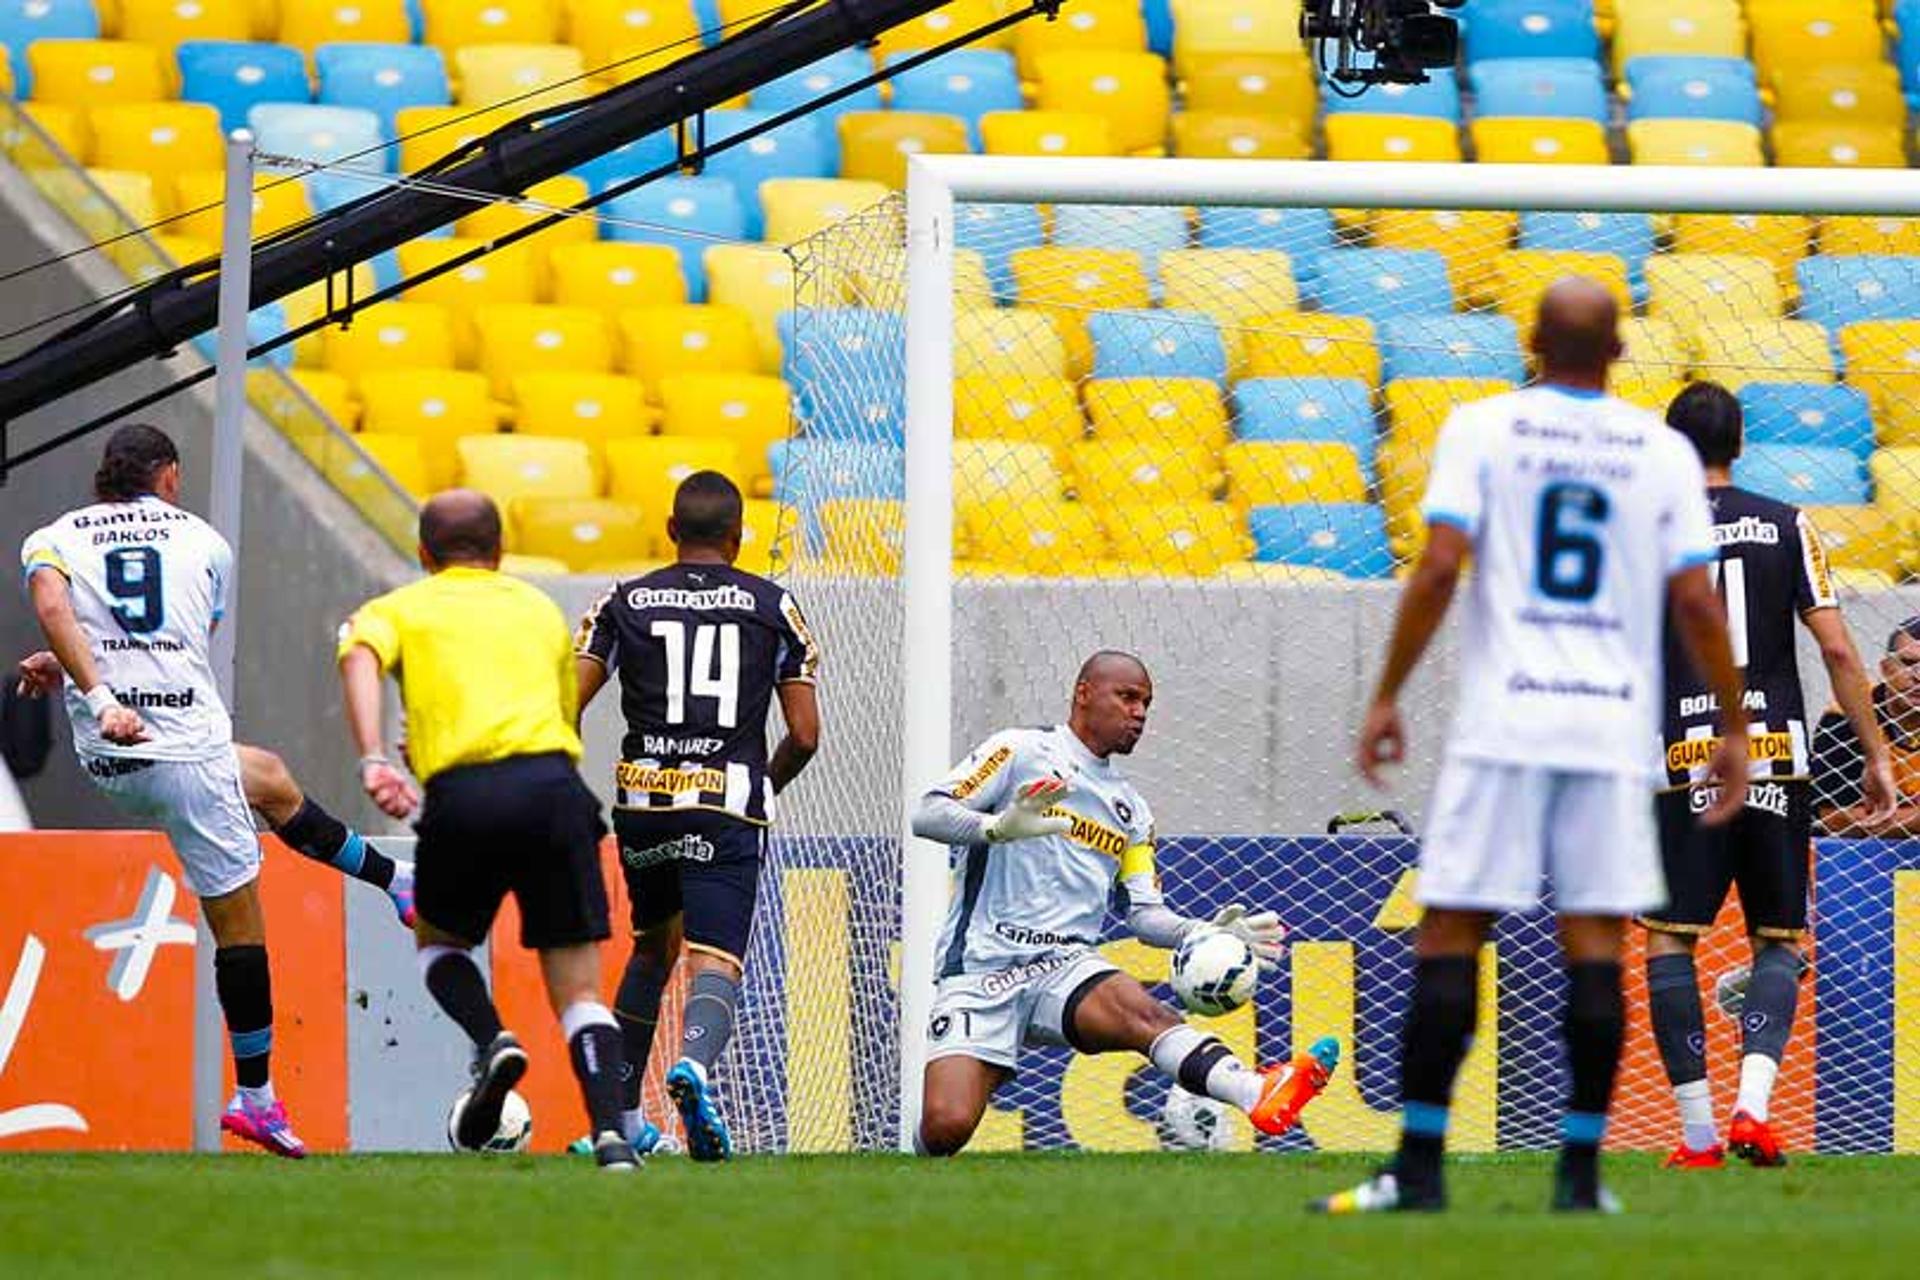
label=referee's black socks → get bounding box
[274,796,399,890]
[420,946,504,1048]
[1559,960,1625,1200]
[562,1001,628,1141]
[1395,955,1479,1195]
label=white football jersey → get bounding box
[928,724,1159,975]
[20,496,234,761]
[1422,385,1716,777]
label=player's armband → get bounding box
[1119,842,1157,883]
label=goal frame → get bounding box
[893,156,1920,1152]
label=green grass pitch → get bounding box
[4,1152,1917,1278]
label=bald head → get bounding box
[1532,276,1622,383]
[419,488,502,568]
[1070,650,1152,757]
[1076,650,1148,687]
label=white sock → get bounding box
[1147,1025,1263,1112]
[622,1108,646,1143]
[1204,1059,1265,1112]
[1736,1054,1779,1122]
[238,1082,276,1108]
[1674,1078,1717,1150]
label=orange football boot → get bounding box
[1663,1142,1726,1169]
[1249,1036,1340,1137]
[1728,1111,1787,1167]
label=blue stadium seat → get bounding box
[1143,0,1174,54]
[1732,444,1869,506]
[1520,210,1656,297]
[1197,206,1337,279]
[768,440,907,511]
[954,202,1045,298]
[886,50,1022,146]
[604,176,749,302]
[573,129,679,194]
[1624,57,1762,126]
[1234,378,1377,474]
[1248,503,1393,578]
[1324,67,1461,121]
[1737,384,1877,459]
[702,111,832,236]
[248,103,388,172]
[1086,310,1228,382]
[1461,0,1598,64]
[749,50,881,171]
[177,42,310,133]
[0,0,98,97]
[1307,249,1453,327]
[1798,256,1920,328]
[313,43,450,136]
[192,302,293,370]
[1471,57,1608,122]
[1379,314,1526,384]
[779,307,907,445]
[1053,205,1191,281]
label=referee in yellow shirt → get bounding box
[337,489,636,1172]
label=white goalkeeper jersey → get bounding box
[20,496,234,762]
[1422,384,1717,778]
[927,724,1160,977]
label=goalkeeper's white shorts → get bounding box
[1417,757,1667,917]
[926,949,1118,1071]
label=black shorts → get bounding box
[613,809,763,965]
[415,752,611,949]
[1642,781,1812,939]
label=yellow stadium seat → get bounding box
[1626,119,1765,166]
[1386,379,1517,451]
[278,261,378,362]
[1036,51,1170,154]
[398,239,542,362]
[837,111,970,189]
[1169,111,1310,159]
[340,432,431,499]
[1772,122,1907,168]
[656,373,791,488]
[174,169,314,242]
[980,110,1118,158]
[453,43,586,112]
[872,0,1013,57]
[736,498,798,576]
[458,434,598,506]
[1324,114,1461,163]
[702,244,796,371]
[954,439,1065,506]
[760,177,892,244]
[28,40,168,105]
[962,499,1109,574]
[954,308,1069,381]
[1180,51,1316,122]
[1611,1,1745,76]
[1823,216,1920,257]
[1869,448,1920,526]
[1840,322,1920,445]
[87,102,224,174]
[852,247,994,311]
[1609,373,1688,413]
[605,436,743,532]
[1070,440,1217,506]
[278,0,411,47]
[322,302,458,385]
[1802,504,1905,577]
[1491,249,1633,339]
[1615,316,1692,387]
[1084,378,1231,452]
[1160,248,1299,371]
[512,372,653,464]
[548,241,687,315]
[954,375,1087,451]
[1171,0,1304,79]
[1751,8,1884,88]
[1013,0,1147,81]
[422,0,560,49]
[1377,434,1432,556]
[1370,209,1516,307]
[1771,64,1907,127]
[358,369,500,488]
[10,102,89,167]
[816,499,904,576]
[567,0,703,70]
[1690,320,1836,391]
[618,304,762,395]
[1099,502,1250,576]
[77,168,165,230]
[1243,312,1381,389]
[499,552,588,576]
[1470,117,1610,165]
[1645,253,1784,333]
[1829,566,1898,595]
[1671,213,1811,294]
[473,304,615,396]
[509,497,649,568]
[396,105,499,173]
[121,0,250,49]
[1223,440,1368,508]
[250,367,356,432]
[456,174,594,249]
[1009,246,1152,377]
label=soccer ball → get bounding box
[1160,1083,1234,1152]
[446,1087,534,1154]
[1171,928,1258,1017]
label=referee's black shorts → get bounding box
[415,752,611,949]
[1641,781,1813,940]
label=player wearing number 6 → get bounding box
[572,471,821,1161]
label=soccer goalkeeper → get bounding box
[910,650,1337,1155]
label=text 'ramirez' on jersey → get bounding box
[575,562,818,825]
[1661,485,1835,795]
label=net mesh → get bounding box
[778,178,1920,1156]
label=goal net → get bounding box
[762,157,1920,1156]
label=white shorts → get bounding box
[85,749,260,899]
[1418,757,1666,916]
[926,949,1119,1071]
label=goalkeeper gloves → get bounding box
[1209,905,1287,970]
[983,775,1073,843]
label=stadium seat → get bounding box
[705,244,798,372]
[1470,116,1610,164]
[1376,431,1434,554]
[357,368,498,488]
[340,432,431,499]
[1691,320,1836,393]
[1738,383,1876,457]
[951,439,1065,506]
[1824,216,1920,258]
[250,366,355,431]
[1800,504,1905,578]
[0,0,99,98]
[1623,55,1761,125]
[604,176,748,302]
[1196,207,1336,275]
[759,177,890,245]
[1247,502,1393,578]
[548,241,687,317]
[452,43,585,114]
[1612,316,1691,389]
[28,38,167,103]
[1009,246,1153,375]
[749,51,883,145]
[619,303,762,395]
[954,375,1086,450]
[176,40,310,133]
[87,101,223,174]
[473,304,615,397]
[951,201,1044,299]
[1047,208,1187,286]
[1223,441,1368,508]
[1869,446,1920,527]
[1083,377,1230,451]
[1035,51,1170,154]
[1370,209,1516,307]
[1386,378,1517,450]
[1307,249,1453,330]
[318,301,457,388]
[658,373,791,490]
[704,112,833,236]
[455,174,595,249]
[1169,0,1302,79]
[457,434,599,507]
[395,239,539,360]
[1070,439,1216,506]
[1734,443,1870,507]
[1672,213,1810,293]
[394,104,493,172]
[1491,248,1633,337]
[1462,0,1601,64]
[1326,67,1461,122]
[571,129,677,194]
[1800,258,1920,328]
[174,167,315,241]
[279,0,412,48]
[1380,314,1527,385]
[1170,111,1311,159]
[9,101,88,167]
[509,497,649,570]
[559,0,702,69]
[512,370,652,457]
[1158,248,1298,372]
[980,109,1117,157]
[1751,6,1883,90]
[767,440,904,511]
[1234,377,1377,473]
[1085,310,1227,383]
[314,42,449,135]
[1180,51,1317,123]
[871,0,1015,60]
[68,167,162,235]
[1627,118,1765,166]
[1519,211,1654,297]
[1013,0,1146,81]
[884,49,1021,146]
[607,435,744,524]
[729,498,798,575]
[1242,312,1381,389]
[836,111,971,189]
[1611,1,1745,77]
[1471,57,1609,122]
[420,0,559,49]
[1838,321,1920,444]
[816,498,907,576]
[1645,253,1783,335]
[1323,113,1461,162]
[1772,122,1906,169]
[962,499,1109,574]
[1099,502,1249,576]
[248,103,385,176]
[1772,64,1906,128]
[120,0,251,50]
[780,305,905,443]
[953,308,1069,381]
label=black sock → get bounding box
[614,955,668,1111]
[214,944,273,1090]
[566,1008,628,1140]
[1560,961,1625,1196]
[1741,944,1802,1063]
[274,797,398,890]
[422,948,503,1048]
[1646,952,1708,1088]
[1396,955,1479,1190]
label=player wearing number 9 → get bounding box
[571,471,822,1162]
